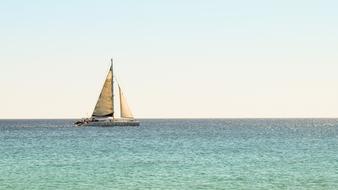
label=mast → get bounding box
[111,58,114,119]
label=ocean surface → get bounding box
[0,119,337,190]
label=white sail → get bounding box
[118,85,134,118]
[92,70,114,117]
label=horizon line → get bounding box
[1,117,338,120]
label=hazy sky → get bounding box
[1,0,338,118]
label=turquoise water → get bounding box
[0,119,338,189]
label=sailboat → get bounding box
[75,59,140,127]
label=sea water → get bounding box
[0,119,337,190]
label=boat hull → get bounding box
[79,120,140,127]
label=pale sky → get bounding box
[1,0,338,119]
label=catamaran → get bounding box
[75,59,140,127]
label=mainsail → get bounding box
[91,59,134,119]
[92,69,114,117]
[118,85,134,118]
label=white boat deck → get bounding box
[81,119,140,127]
